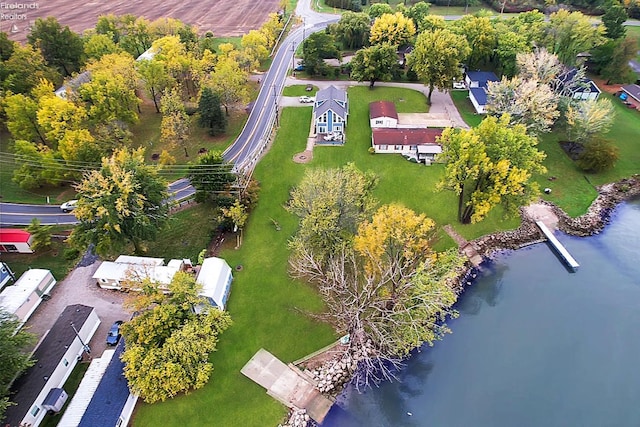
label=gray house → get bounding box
[312,85,348,139]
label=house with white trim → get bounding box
[313,85,348,140]
[2,304,100,427]
[0,268,56,327]
[465,71,499,114]
[370,101,398,128]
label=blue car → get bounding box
[106,320,123,346]
[294,64,305,72]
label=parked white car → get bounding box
[452,80,466,89]
[299,96,314,103]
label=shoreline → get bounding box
[282,175,640,427]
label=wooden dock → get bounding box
[241,349,334,423]
[535,221,580,270]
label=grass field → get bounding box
[450,90,484,128]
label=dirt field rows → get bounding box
[3,0,281,42]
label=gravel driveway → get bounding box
[25,260,131,357]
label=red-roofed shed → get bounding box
[369,101,398,128]
[0,229,34,253]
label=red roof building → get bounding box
[0,229,34,253]
[371,128,443,164]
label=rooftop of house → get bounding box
[556,67,600,94]
[0,229,31,243]
[466,71,499,88]
[369,101,398,120]
[622,84,640,102]
[470,87,489,106]
[2,304,95,427]
[78,340,131,427]
[372,128,444,146]
[314,85,348,118]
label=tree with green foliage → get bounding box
[137,58,173,113]
[602,1,628,39]
[302,31,340,76]
[370,12,416,47]
[286,163,378,263]
[198,87,226,135]
[0,32,15,61]
[10,140,60,189]
[26,218,53,252]
[27,17,84,76]
[78,65,140,125]
[334,11,371,50]
[577,137,619,172]
[0,309,35,418]
[493,27,530,78]
[543,10,605,66]
[593,37,638,84]
[566,98,616,144]
[3,92,47,144]
[71,147,169,255]
[404,1,431,29]
[221,199,248,248]
[0,44,61,94]
[437,114,546,224]
[350,43,399,88]
[368,3,393,20]
[408,29,470,104]
[120,272,232,403]
[208,55,249,116]
[451,15,497,68]
[159,87,190,149]
[187,151,236,204]
[83,33,123,61]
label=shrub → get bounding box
[577,138,619,173]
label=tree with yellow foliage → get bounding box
[437,114,546,224]
[369,12,416,47]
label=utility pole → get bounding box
[272,85,279,126]
[70,322,91,355]
[291,42,296,71]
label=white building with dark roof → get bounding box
[2,304,100,427]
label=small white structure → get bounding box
[369,101,398,128]
[42,388,68,413]
[196,257,233,311]
[0,269,56,327]
[3,304,100,427]
[92,257,191,291]
[0,229,34,253]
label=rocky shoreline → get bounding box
[281,175,640,427]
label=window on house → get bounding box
[380,145,388,150]
[410,145,417,151]
[3,244,18,252]
[63,358,69,367]
[375,119,383,124]
[31,406,40,416]
[395,145,403,150]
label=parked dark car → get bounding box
[106,320,123,346]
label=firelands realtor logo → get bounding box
[1,2,39,32]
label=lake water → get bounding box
[322,199,640,427]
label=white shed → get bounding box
[0,269,56,327]
[196,257,233,311]
[92,261,180,290]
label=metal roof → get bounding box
[466,71,499,88]
[2,305,96,427]
[622,84,640,102]
[0,229,31,243]
[314,85,348,119]
[0,269,55,314]
[470,87,488,106]
[372,128,444,146]
[114,255,165,266]
[196,257,233,310]
[56,349,116,427]
[369,101,398,120]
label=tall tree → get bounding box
[543,10,605,66]
[26,218,53,252]
[602,1,628,39]
[494,27,530,78]
[405,1,431,29]
[334,11,371,50]
[197,87,226,135]
[0,309,36,417]
[486,77,560,135]
[368,3,393,19]
[187,151,235,204]
[83,33,123,61]
[120,272,232,403]
[451,15,497,68]
[159,87,190,149]
[286,164,378,262]
[208,56,249,115]
[437,114,546,224]
[350,43,399,88]
[408,29,470,104]
[302,31,340,76]
[137,58,173,113]
[0,44,61,94]
[565,98,616,144]
[241,30,270,71]
[369,12,416,47]
[27,17,84,76]
[594,37,638,84]
[71,147,169,255]
[221,199,248,248]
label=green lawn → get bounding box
[450,90,484,127]
[40,362,90,427]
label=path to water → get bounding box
[323,200,640,427]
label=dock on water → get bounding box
[535,221,580,270]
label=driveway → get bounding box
[283,77,470,129]
[24,260,131,357]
